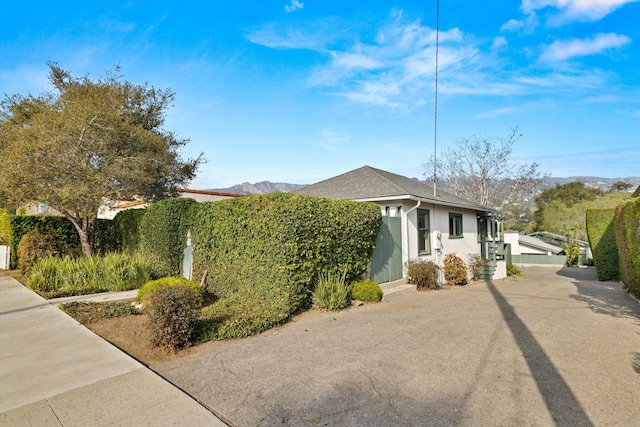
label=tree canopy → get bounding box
[533,182,626,240]
[0,63,203,255]
[426,127,546,209]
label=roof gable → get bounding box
[295,165,494,212]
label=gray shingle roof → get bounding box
[295,165,495,213]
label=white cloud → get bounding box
[245,23,326,50]
[500,19,524,32]
[540,33,632,61]
[284,0,304,13]
[521,0,638,25]
[492,36,508,51]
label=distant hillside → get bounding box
[209,181,305,195]
[210,176,639,196]
[540,176,640,191]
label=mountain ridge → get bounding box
[210,176,639,195]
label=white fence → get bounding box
[0,245,10,270]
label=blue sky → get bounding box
[1,0,638,188]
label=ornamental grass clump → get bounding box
[313,270,349,311]
[27,253,150,298]
[349,279,383,303]
[145,283,203,352]
[443,253,468,286]
[405,258,440,290]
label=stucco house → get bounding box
[295,166,506,284]
[98,189,243,219]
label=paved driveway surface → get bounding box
[154,267,640,426]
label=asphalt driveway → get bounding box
[154,267,640,426]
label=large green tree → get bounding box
[534,182,626,240]
[0,63,203,255]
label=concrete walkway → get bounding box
[155,267,640,426]
[0,273,227,426]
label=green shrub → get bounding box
[349,279,383,303]
[443,253,468,286]
[506,262,522,277]
[191,193,380,339]
[614,197,640,298]
[113,208,146,253]
[564,242,581,267]
[17,231,58,275]
[586,209,619,281]
[146,284,203,351]
[136,276,204,304]
[313,270,349,311]
[0,208,11,247]
[27,253,150,298]
[139,198,196,278]
[405,258,440,290]
[9,215,81,268]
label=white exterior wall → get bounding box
[377,200,483,278]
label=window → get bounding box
[449,213,463,238]
[417,209,431,254]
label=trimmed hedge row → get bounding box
[8,215,130,268]
[192,193,381,337]
[615,197,640,298]
[113,208,146,254]
[586,209,619,281]
[138,198,196,278]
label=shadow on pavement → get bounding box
[633,353,640,375]
[556,267,640,321]
[487,280,594,427]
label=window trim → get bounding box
[449,212,463,239]
[417,208,431,254]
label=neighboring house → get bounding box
[99,189,244,219]
[295,166,506,284]
[504,231,566,266]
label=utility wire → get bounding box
[433,0,440,197]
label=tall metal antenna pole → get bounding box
[433,0,440,197]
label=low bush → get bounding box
[349,280,383,303]
[27,253,150,298]
[564,242,581,267]
[313,270,349,311]
[405,258,439,290]
[467,253,484,281]
[136,276,204,304]
[443,253,468,286]
[146,284,203,351]
[506,262,522,277]
[17,231,58,275]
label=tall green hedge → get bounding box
[138,198,196,278]
[192,193,381,336]
[113,208,146,253]
[9,216,80,268]
[7,215,130,268]
[586,209,619,281]
[615,197,640,298]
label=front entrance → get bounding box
[370,216,402,283]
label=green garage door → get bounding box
[370,216,403,283]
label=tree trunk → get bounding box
[66,214,95,256]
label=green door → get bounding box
[370,216,403,283]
